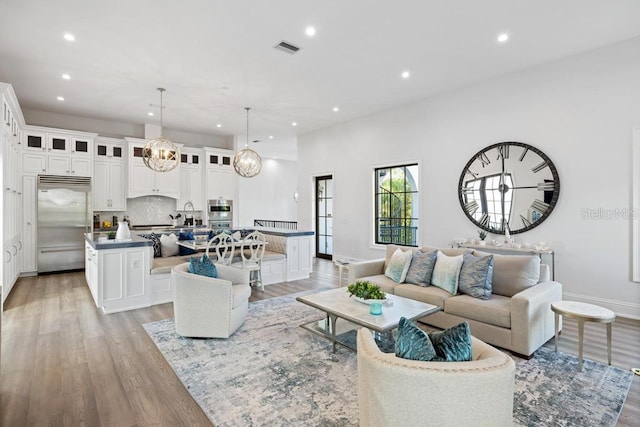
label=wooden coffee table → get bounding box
[297,288,441,353]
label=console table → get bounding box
[458,244,555,280]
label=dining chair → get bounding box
[231,230,266,290]
[206,231,236,266]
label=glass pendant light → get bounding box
[143,88,179,173]
[233,107,262,178]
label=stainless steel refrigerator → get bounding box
[37,175,92,273]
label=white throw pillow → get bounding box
[431,251,464,294]
[160,233,179,257]
[384,248,413,283]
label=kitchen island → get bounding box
[84,227,315,314]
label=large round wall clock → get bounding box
[458,141,560,235]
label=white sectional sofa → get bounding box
[348,244,562,357]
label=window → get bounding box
[375,164,419,246]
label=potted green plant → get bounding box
[107,231,117,240]
[478,229,487,245]
[347,280,386,304]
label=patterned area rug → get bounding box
[143,292,633,427]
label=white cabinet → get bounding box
[285,234,314,281]
[84,242,152,314]
[21,175,36,273]
[204,147,235,202]
[94,161,126,211]
[178,147,204,211]
[93,137,126,211]
[126,138,181,199]
[22,126,97,177]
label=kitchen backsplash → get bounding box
[95,196,203,227]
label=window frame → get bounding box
[373,162,420,248]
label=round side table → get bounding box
[551,301,616,371]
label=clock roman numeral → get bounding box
[519,147,529,162]
[537,181,555,191]
[477,152,490,167]
[497,145,510,160]
[466,169,479,179]
[531,199,549,213]
[520,215,532,227]
[460,186,475,195]
[464,201,479,215]
[479,213,489,227]
[532,161,548,173]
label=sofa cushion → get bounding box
[405,250,437,286]
[431,251,464,294]
[384,244,417,270]
[178,231,197,255]
[394,284,452,308]
[421,246,471,257]
[358,275,401,295]
[458,253,494,299]
[189,254,218,278]
[384,248,413,283]
[151,256,191,275]
[140,233,161,258]
[491,254,540,297]
[160,233,180,257]
[395,317,440,361]
[444,294,512,329]
[428,321,472,362]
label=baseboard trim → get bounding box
[563,292,640,320]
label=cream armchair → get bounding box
[357,328,515,427]
[171,262,251,338]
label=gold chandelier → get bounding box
[143,88,179,173]
[233,107,262,178]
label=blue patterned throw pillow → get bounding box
[140,233,161,258]
[431,251,464,294]
[405,250,438,286]
[395,317,441,361]
[428,322,472,362]
[458,253,494,299]
[384,248,413,283]
[188,254,217,278]
[178,231,197,255]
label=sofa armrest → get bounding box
[510,280,563,356]
[347,259,385,284]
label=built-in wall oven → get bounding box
[208,199,233,230]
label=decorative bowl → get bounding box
[353,296,387,305]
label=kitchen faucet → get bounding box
[184,201,195,226]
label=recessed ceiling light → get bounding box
[292,122,297,127]
[269,135,274,139]
[61,73,71,80]
[148,112,154,116]
[305,26,316,37]
[497,33,509,43]
[401,71,410,79]
[333,107,339,112]
[63,33,75,42]
[216,123,222,128]
[57,96,65,101]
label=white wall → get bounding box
[298,37,640,318]
[236,158,298,227]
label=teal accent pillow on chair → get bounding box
[188,254,218,278]
[428,322,472,361]
[395,317,441,361]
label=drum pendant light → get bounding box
[233,107,262,178]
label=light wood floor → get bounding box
[1,259,638,426]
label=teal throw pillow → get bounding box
[458,253,494,299]
[431,251,464,294]
[188,254,218,278]
[395,317,441,361]
[404,250,437,286]
[384,248,413,283]
[428,322,472,362]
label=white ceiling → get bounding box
[1,0,640,160]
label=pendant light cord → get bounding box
[245,107,250,148]
[158,87,166,133]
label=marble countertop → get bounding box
[85,233,153,250]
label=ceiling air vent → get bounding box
[274,40,301,55]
